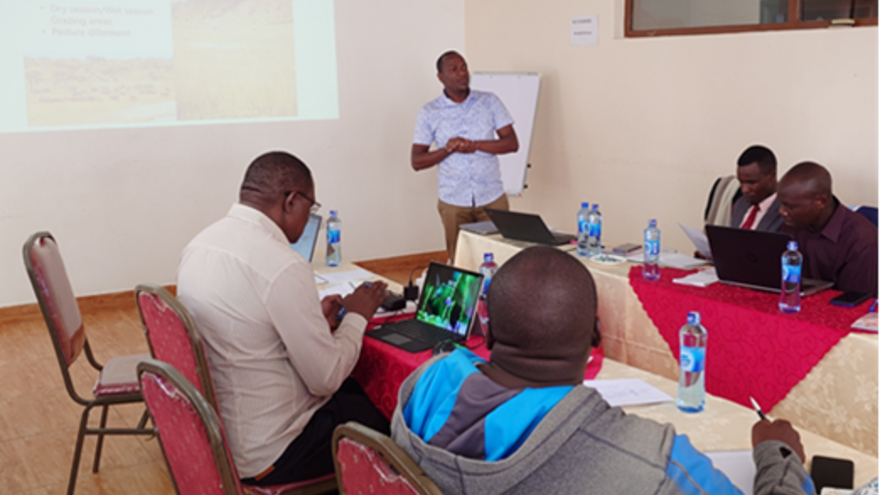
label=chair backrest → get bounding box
[138,359,244,495]
[332,422,443,495]
[22,232,86,369]
[135,284,218,409]
[704,175,742,226]
[855,205,879,227]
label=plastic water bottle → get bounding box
[677,311,707,413]
[577,202,591,256]
[479,253,498,296]
[326,210,341,267]
[779,241,802,313]
[643,219,661,281]
[586,204,602,257]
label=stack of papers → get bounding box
[673,268,719,288]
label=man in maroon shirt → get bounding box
[778,162,878,296]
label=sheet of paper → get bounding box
[705,450,755,495]
[581,378,673,407]
[657,252,710,270]
[318,283,356,301]
[318,268,377,284]
[314,273,327,285]
[570,15,598,46]
[673,268,719,288]
[679,223,712,259]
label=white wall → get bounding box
[465,0,877,255]
[0,0,464,308]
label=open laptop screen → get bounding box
[416,263,483,337]
[290,214,322,262]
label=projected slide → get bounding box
[0,0,338,132]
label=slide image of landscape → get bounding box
[171,0,297,121]
[24,56,176,127]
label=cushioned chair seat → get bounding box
[93,353,151,397]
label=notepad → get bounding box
[705,450,755,495]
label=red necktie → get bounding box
[741,204,760,230]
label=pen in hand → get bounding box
[749,396,767,421]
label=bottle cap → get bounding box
[649,219,657,228]
[581,202,589,209]
[787,241,798,251]
[330,210,338,218]
[483,253,494,262]
[592,204,599,210]
[687,311,701,326]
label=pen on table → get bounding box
[749,396,767,421]
[870,300,877,313]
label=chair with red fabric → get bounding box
[332,422,443,495]
[134,283,218,409]
[133,287,336,495]
[22,231,153,495]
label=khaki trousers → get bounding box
[437,194,509,262]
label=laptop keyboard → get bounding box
[391,319,461,344]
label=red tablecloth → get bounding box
[628,265,873,411]
[352,314,605,419]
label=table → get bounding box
[351,321,878,486]
[453,230,879,456]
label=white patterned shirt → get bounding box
[176,204,367,477]
[413,90,514,207]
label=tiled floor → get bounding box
[0,251,444,494]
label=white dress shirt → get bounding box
[739,192,778,230]
[413,90,514,207]
[176,203,367,478]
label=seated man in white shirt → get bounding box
[731,145,784,232]
[177,151,389,486]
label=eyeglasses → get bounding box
[286,191,321,214]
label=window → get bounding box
[627,0,877,36]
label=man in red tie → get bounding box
[731,145,784,232]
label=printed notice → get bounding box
[571,15,598,46]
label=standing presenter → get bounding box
[412,50,519,261]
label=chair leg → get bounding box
[68,406,92,495]
[136,407,150,430]
[92,405,109,473]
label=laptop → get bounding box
[367,262,484,353]
[484,208,577,246]
[460,220,499,235]
[290,213,322,262]
[705,225,833,296]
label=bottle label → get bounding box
[578,219,589,234]
[588,222,601,238]
[328,229,340,244]
[782,264,801,284]
[645,239,660,256]
[680,346,705,373]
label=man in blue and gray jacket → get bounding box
[391,245,814,495]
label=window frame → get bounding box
[625,0,877,37]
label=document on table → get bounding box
[581,378,673,407]
[673,268,719,288]
[318,268,377,284]
[625,251,709,270]
[679,223,712,259]
[705,450,755,495]
[314,273,328,285]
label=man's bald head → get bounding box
[778,162,835,231]
[240,151,313,207]
[779,161,832,197]
[486,246,597,384]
